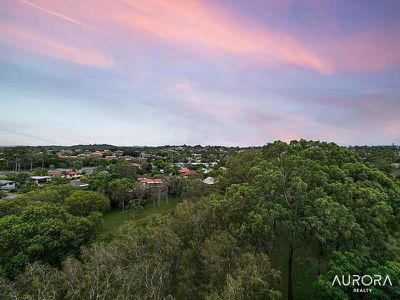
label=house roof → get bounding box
[203,177,217,185]
[179,167,197,176]
[50,172,64,177]
[67,171,81,175]
[139,178,163,184]
[68,181,89,188]
[0,180,14,185]
[31,176,51,180]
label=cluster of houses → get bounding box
[136,165,219,188]
[0,146,232,201]
[1,168,89,193]
[58,149,143,161]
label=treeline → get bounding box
[0,185,109,278]
[352,145,400,178]
[1,140,400,299]
[0,146,107,171]
[0,144,239,172]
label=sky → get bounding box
[0,0,400,146]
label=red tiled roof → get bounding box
[139,178,163,184]
[67,171,81,175]
[50,172,63,177]
[179,167,197,176]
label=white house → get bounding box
[0,180,16,190]
[31,176,51,186]
[203,177,217,185]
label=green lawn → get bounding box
[98,197,181,242]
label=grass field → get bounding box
[98,197,181,242]
[98,197,321,298]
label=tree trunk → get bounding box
[288,242,294,300]
[317,242,323,275]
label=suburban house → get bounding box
[49,170,82,180]
[134,152,149,163]
[203,177,217,185]
[174,162,185,168]
[50,171,64,177]
[138,177,164,187]
[0,180,16,190]
[31,176,52,186]
[66,171,82,180]
[179,167,197,177]
[68,181,89,189]
[105,155,118,161]
[114,150,124,157]
[89,151,103,158]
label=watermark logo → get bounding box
[332,275,392,293]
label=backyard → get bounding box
[98,197,181,241]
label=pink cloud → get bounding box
[173,81,248,116]
[18,0,104,34]
[0,19,114,68]
[116,0,331,73]
[317,32,400,73]
[170,81,356,144]
[4,0,400,74]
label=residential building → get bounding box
[203,177,217,185]
[138,177,164,186]
[0,180,15,190]
[179,167,197,177]
[31,176,51,186]
[68,181,89,188]
[66,171,82,180]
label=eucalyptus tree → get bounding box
[248,140,397,299]
[109,178,135,210]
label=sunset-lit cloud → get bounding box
[0,19,114,68]
[0,0,399,146]
[18,0,104,34]
[116,0,331,73]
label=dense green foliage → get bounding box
[313,251,400,299]
[0,203,101,278]
[0,197,281,299]
[0,185,108,280]
[1,140,399,299]
[0,185,110,217]
[65,190,110,216]
[0,185,76,217]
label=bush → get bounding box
[65,190,110,216]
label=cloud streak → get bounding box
[117,0,330,73]
[18,0,104,34]
[0,19,113,68]
[1,0,399,146]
